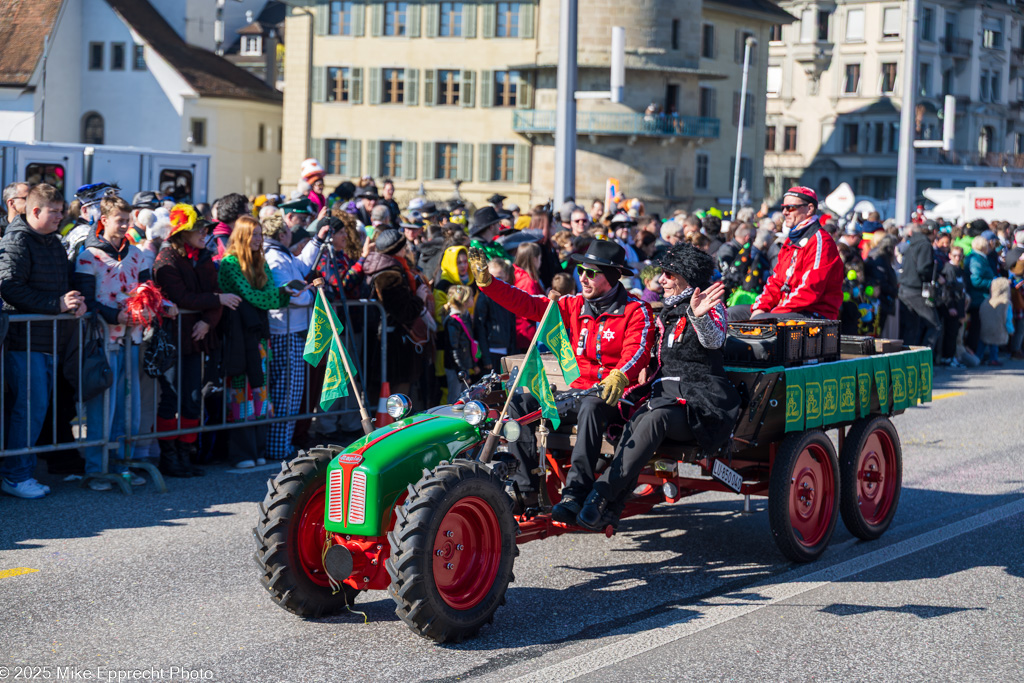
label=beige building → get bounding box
[281,0,791,214]
[766,0,1024,209]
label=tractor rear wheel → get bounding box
[839,416,902,540]
[769,429,840,563]
[386,461,518,642]
[254,447,359,617]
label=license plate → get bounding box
[712,459,743,493]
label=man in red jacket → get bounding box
[468,241,655,522]
[749,187,843,320]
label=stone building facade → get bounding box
[765,0,1024,210]
[281,0,791,213]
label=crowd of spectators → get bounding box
[1,164,1021,501]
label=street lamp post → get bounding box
[553,0,579,205]
[730,36,756,220]
[895,0,920,224]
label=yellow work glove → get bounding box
[467,247,492,286]
[598,369,628,405]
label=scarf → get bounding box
[451,313,478,360]
[787,214,820,244]
[588,283,622,316]
[663,287,694,309]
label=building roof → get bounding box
[106,0,282,104]
[0,0,62,87]
[706,0,795,23]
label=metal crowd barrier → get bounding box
[0,299,387,496]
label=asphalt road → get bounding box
[2,362,1022,683]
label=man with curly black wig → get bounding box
[576,242,742,531]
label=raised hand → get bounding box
[467,247,492,286]
[691,281,726,318]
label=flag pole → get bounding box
[478,300,556,467]
[314,282,375,435]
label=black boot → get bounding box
[159,440,192,478]
[577,490,619,532]
[551,489,585,524]
[176,440,205,477]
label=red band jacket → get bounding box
[753,224,844,319]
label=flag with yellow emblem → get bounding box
[303,295,356,409]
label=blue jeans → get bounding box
[83,344,141,474]
[1,351,56,483]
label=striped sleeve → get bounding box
[618,300,653,382]
[688,302,727,349]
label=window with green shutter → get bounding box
[351,67,363,103]
[353,3,366,36]
[402,140,417,179]
[424,69,436,105]
[406,69,419,105]
[366,139,379,177]
[461,70,475,106]
[349,139,362,176]
[513,144,530,184]
[312,66,327,102]
[369,67,382,104]
[421,141,436,179]
[463,3,476,38]
[519,2,534,39]
[478,144,492,182]
[457,142,473,181]
[371,3,384,36]
[479,69,492,107]
[481,3,495,38]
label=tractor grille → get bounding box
[327,469,344,523]
[348,471,366,525]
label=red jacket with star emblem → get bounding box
[479,278,654,388]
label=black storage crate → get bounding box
[840,334,876,356]
[725,322,805,367]
[803,320,840,362]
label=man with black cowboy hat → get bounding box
[354,185,380,228]
[468,240,655,521]
[469,206,510,260]
[575,243,740,531]
[740,186,843,321]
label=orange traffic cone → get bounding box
[375,381,394,428]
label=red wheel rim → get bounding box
[432,496,502,610]
[788,444,835,547]
[856,429,898,526]
[295,484,332,587]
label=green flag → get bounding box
[304,295,357,410]
[537,303,580,385]
[519,344,561,429]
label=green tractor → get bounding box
[256,346,928,642]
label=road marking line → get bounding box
[0,567,39,580]
[226,463,283,474]
[932,391,965,400]
[510,497,1024,683]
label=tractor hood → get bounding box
[323,414,481,536]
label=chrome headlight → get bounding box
[386,394,412,419]
[462,401,487,426]
[502,420,522,443]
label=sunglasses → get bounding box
[781,204,810,213]
[577,265,602,279]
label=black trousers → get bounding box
[592,404,695,504]
[506,391,616,496]
[898,287,939,352]
[940,311,962,359]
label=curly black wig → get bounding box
[654,242,714,290]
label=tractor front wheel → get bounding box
[386,461,518,642]
[254,447,359,617]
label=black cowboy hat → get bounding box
[568,239,635,276]
[469,206,503,237]
[654,242,714,290]
[487,193,507,205]
[355,185,380,201]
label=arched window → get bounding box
[978,125,995,156]
[82,112,104,145]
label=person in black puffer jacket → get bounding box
[0,184,86,498]
[576,243,741,531]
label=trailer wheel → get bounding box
[254,448,359,617]
[386,461,518,643]
[839,417,902,540]
[769,430,840,563]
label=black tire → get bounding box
[839,416,902,540]
[386,461,518,642]
[254,447,359,617]
[768,429,840,563]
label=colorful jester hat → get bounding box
[168,203,200,238]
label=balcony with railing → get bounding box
[944,36,972,59]
[512,110,721,139]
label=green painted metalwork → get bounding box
[323,414,482,536]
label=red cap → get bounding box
[784,186,819,205]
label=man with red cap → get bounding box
[747,186,843,320]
